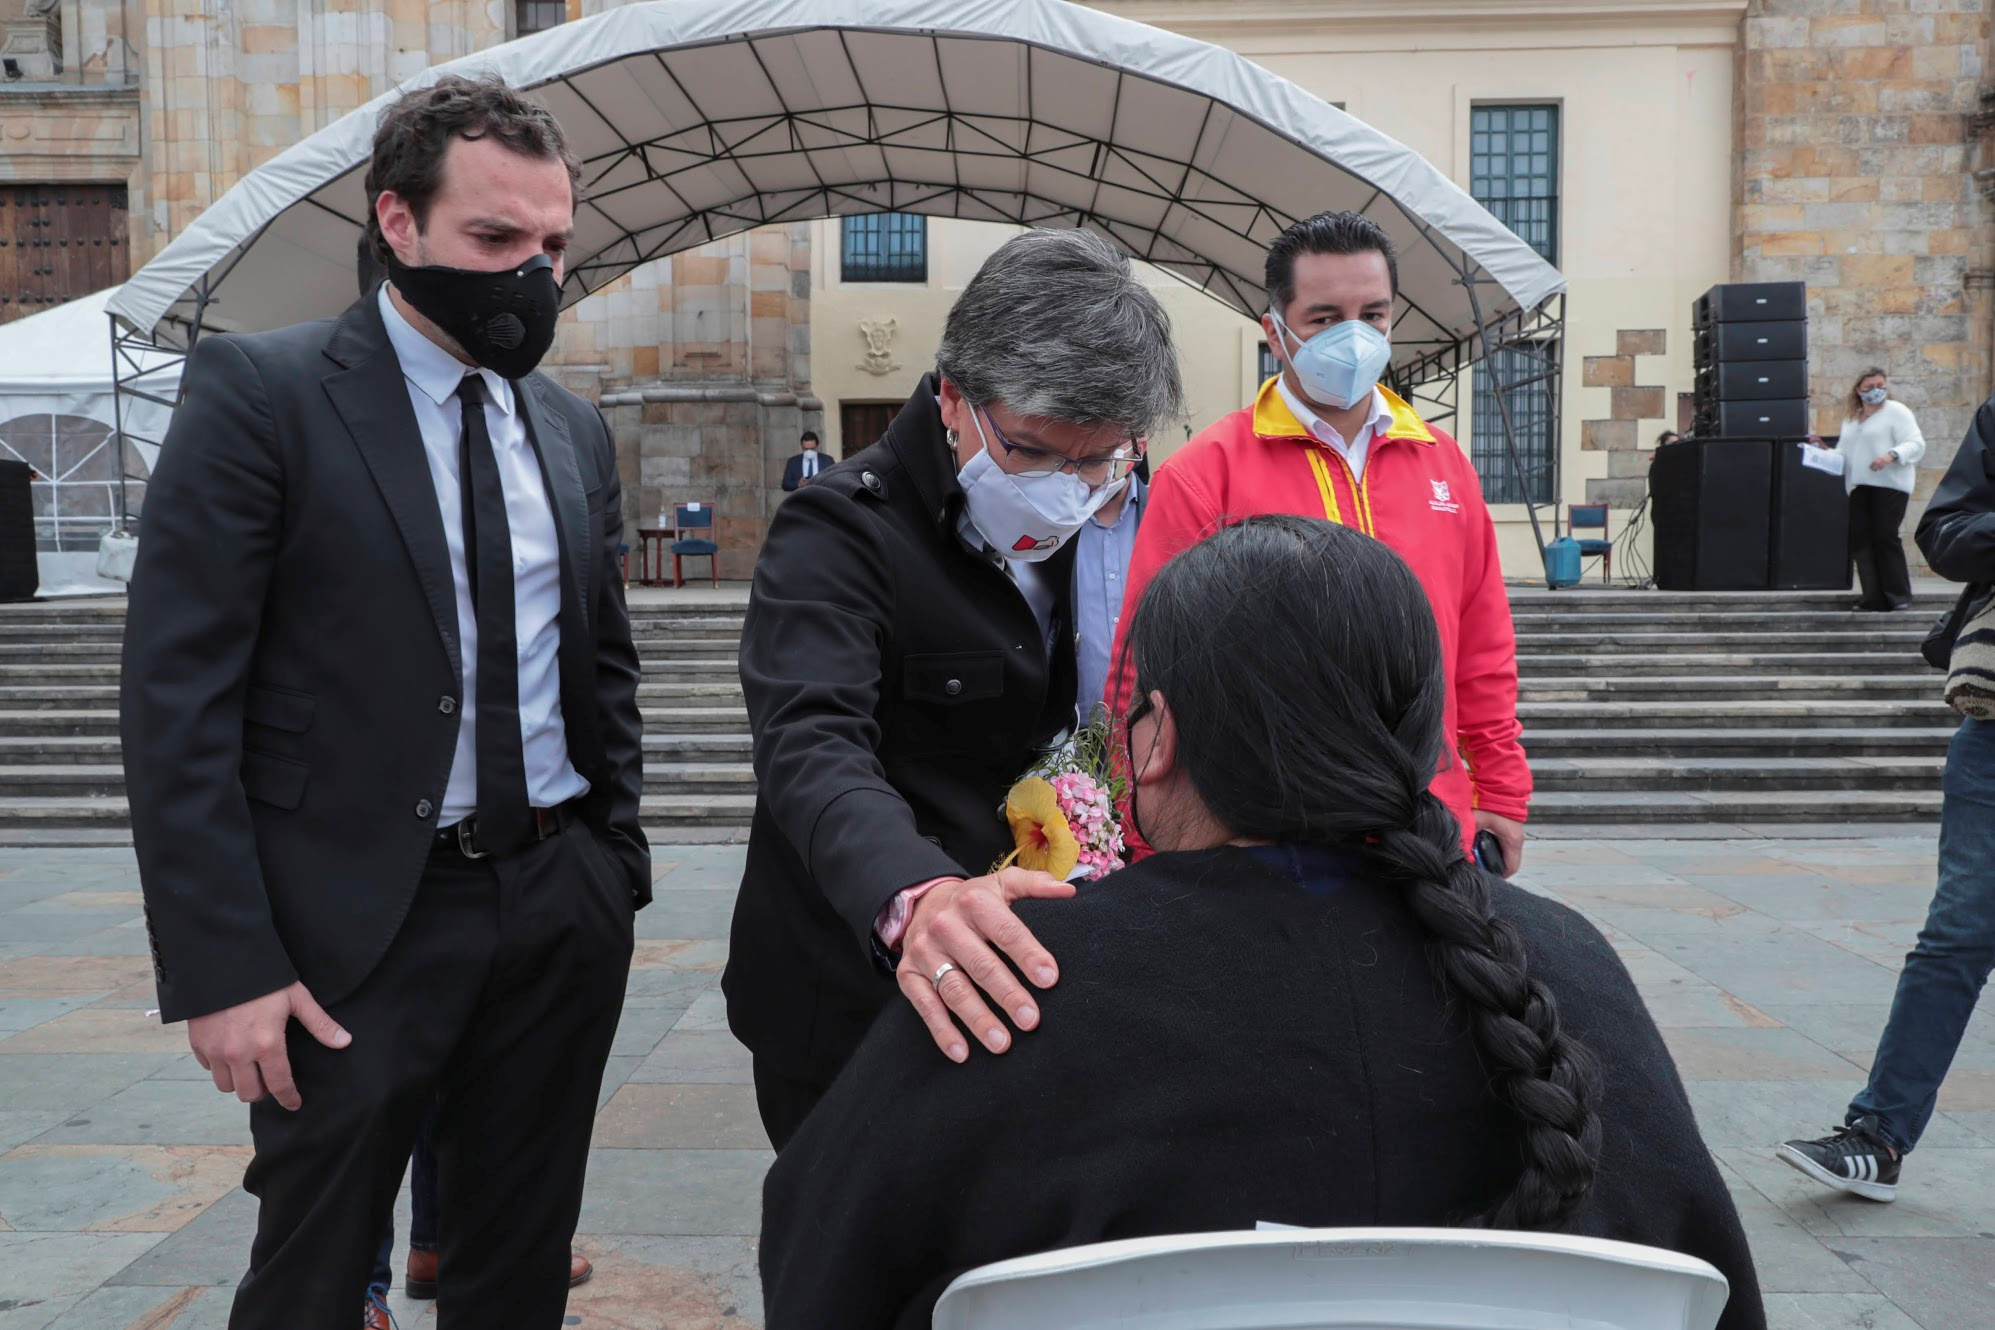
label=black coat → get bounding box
[121,291,651,1024]
[725,376,1078,1087]
[1918,394,1995,582]
[761,848,1766,1330]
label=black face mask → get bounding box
[385,251,560,380]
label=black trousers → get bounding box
[230,824,634,1330]
[753,1057,830,1152]
[1850,485,1914,610]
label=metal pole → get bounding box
[1460,269,1551,560]
[108,315,129,535]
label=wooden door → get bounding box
[0,185,131,324]
[839,400,901,461]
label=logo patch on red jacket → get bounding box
[1429,479,1461,515]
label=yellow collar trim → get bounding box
[1250,377,1436,446]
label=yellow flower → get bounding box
[1000,776,1079,878]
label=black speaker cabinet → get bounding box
[1695,320,1808,364]
[1770,439,1851,591]
[1694,281,1807,326]
[1695,360,1809,401]
[0,459,38,603]
[1696,399,1811,437]
[1651,439,1774,591]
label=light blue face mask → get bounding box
[1270,311,1394,411]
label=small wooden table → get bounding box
[634,527,678,587]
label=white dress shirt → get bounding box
[802,449,820,479]
[378,285,589,824]
[1276,377,1395,481]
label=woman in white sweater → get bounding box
[1821,367,1926,611]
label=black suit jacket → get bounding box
[781,450,831,492]
[725,377,1078,1086]
[122,289,650,1024]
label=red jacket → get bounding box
[1108,379,1531,847]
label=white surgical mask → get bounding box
[957,409,1123,562]
[1859,386,1888,406]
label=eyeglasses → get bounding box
[979,407,1140,487]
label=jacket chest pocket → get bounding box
[902,651,1007,706]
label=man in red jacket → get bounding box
[1109,211,1531,870]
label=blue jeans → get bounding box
[1848,717,1995,1153]
[367,1103,439,1294]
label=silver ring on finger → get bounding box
[931,961,958,987]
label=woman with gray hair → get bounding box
[724,227,1184,1147]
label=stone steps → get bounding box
[1516,675,1941,703]
[0,588,1957,832]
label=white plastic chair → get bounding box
[931,1227,1731,1330]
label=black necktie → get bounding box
[457,375,531,854]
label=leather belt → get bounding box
[434,801,580,860]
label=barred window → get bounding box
[516,2,565,36]
[1470,104,1558,264]
[840,213,927,283]
[1470,104,1559,502]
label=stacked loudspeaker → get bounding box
[1692,281,1809,437]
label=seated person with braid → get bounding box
[758,516,1765,1330]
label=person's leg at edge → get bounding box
[752,1057,829,1152]
[228,854,498,1330]
[1850,487,1886,610]
[428,825,634,1327]
[1847,717,1995,1155]
[402,1102,441,1297]
[1872,486,1914,610]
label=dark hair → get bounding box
[364,75,580,267]
[1124,516,1601,1230]
[801,430,820,444]
[1848,367,1889,417]
[356,233,385,298]
[1265,211,1400,316]
[1656,429,1679,447]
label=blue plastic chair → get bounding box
[1569,503,1613,583]
[671,502,719,587]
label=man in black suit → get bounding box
[725,230,1182,1148]
[120,76,648,1329]
[780,429,831,491]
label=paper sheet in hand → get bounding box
[1800,444,1845,476]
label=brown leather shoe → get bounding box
[402,1247,591,1297]
[404,1248,438,1300]
[363,1295,393,1329]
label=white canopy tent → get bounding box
[0,287,179,594]
[107,0,1567,534]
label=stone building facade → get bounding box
[6,0,1995,575]
[1733,0,1995,512]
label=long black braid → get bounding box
[1123,514,1601,1229]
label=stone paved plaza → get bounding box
[3,831,1992,1330]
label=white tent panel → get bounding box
[107,0,1564,383]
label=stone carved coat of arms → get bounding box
[857,317,902,376]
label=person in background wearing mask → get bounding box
[727,229,1181,1147]
[1107,210,1531,874]
[781,429,830,492]
[1811,368,1926,612]
[1072,445,1149,722]
[120,76,648,1328]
